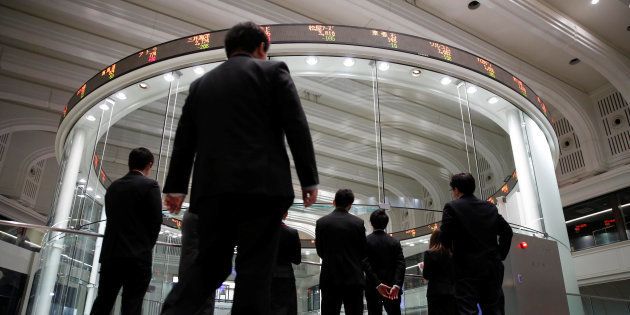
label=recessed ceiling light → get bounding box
[86,115,96,121]
[440,77,452,85]
[468,1,480,10]
[466,86,477,94]
[569,58,581,65]
[95,195,102,199]
[139,82,149,89]
[86,187,93,192]
[164,73,175,82]
[99,103,110,111]
[408,243,415,247]
[487,96,499,104]
[378,61,390,71]
[590,0,599,4]
[343,58,355,67]
[115,92,126,100]
[79,178,87,183]
[193,66,205,75]
[305,56,318,65]
[411,69,422,77]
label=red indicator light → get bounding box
[519,241,528,249]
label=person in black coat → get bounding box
[271,212,302,315]
[422,227,456,315]
[160,22,319,315]
[440,173,513,315]
[315,189,366,315]
[364,209,406,315]
[91,148,163,315]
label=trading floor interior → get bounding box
[0,1,629,314]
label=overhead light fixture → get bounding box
[115,92,127,100]
[99,103,110,111]
[139,82,149,89]
[193,66,205,75]
[411,69,422,77]
[468,1,481,10]
[378,61,390,71]
[86,187,93,192]
[79,178,87,183]
[95,195,102,199]
[569,58,581,65]
[565,208,612,224]
[466,86,477,94]
[440,77,452,85]
[86,115,96,122]
[343,58,355,67]
[305,56,318,65]
[487,96,499,104]
[164,73,175,82]
[590,0,599,4]
[408,243,415,247]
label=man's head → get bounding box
[370,209,389,230]
[224,22,270,60]
[449,172,476,199]
[333,188,354,211]
[128,147,154,176]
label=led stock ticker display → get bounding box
[66,24,550,122]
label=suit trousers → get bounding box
[270,276,297,315]
[427,294,457,315]
[161,195,291,315]
[365,286,401,315]
[90,259,152,315]
[321,285,364,315]
[454,260,505,315]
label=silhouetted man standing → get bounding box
[160,22,319,315]
[365,210,406,315]
[440,173,513,315]
[316,189,366,315]
[91,148,162,315]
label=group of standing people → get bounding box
[88,21,513,315]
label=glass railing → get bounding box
[567,293,630,315]
[0,216,597,314]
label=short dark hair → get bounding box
[370,209,389,230]
[334,189,354,209]
[449,173,476,195]
[224,22,270,57]
[128,147,154,171]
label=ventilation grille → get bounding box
[0,133,11,173]
[477,156,496,199]
[21,159,46,206]
[597,91,630,158]
[552,117,585,176]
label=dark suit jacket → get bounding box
[422,250,454,297]
[365,230,405,289]
[440,194,513,271]
[101,171,163,266]
[273,223,301,278]
[162,54,318,211]
[315,208,367,289]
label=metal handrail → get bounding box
[566,292,630,303]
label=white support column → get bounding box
[506,109,543,231]
[522,116,584,315]
[33,128,85,315]
[83,208,106,315]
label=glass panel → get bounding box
[271,56,381,206]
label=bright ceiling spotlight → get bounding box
[164,72,175,82]
[79,178,87,183]
[440,77,452,85]
[590,0,599,4]
[95,195,102,199]
[99,103,110,111]
[86,115,96,121]
[466,86,477,94]
[487,96,499,104]
[411,69,422,77]
[378,61,390,71]
[138,82,149,89]
[115,92,127,100]
[343,57,355,67]
[305,56,318,65]
[193,66,205,75]
[86,186,93,192]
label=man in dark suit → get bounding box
[315,189,366,315]
[440,173,513,315]
[365,210,406,315]
[91,147,163,315]
[271,212,302,315]
[160,22,319,315]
